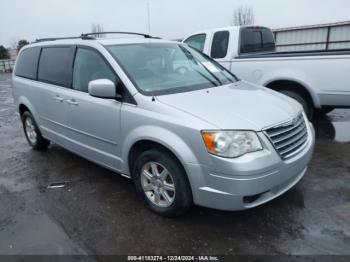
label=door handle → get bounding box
[53,95,64,102]
[66,99,78,106]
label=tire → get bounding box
[21,111,50,150]
[316,106,334,115]
[132,149,193,217]
[280,90,314,120]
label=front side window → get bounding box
[38,47,74,86]
[211,31,230,59]
[107,43,237,95]
[183,34,206,52]
[15,47,41,79]
[72,48,116,92]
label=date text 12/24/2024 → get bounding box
[127,256,219,261]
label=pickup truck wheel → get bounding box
[132,149,192,217]
[316,106,334,115]
[21,111,50,150]
[280,90,314,120]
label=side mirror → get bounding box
[88,79,117,99]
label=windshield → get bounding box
[106,43,237,95]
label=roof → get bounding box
[273,20,350,32]
[27,36,177,49]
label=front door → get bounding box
[64,47,122,170]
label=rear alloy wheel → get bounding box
[132,149,192,217]
[21,111,50,150]
[24,117,37,145]
[280,90,314,120]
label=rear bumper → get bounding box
[185,122,315,211]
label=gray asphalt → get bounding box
[1,73,350,256]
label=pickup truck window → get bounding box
[211,31,229,59]
[240,27,275,54]
[183,34,206,52]
[107,43,236,95]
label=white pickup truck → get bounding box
[183,26,350,118]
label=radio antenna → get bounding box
[147,0,151,35]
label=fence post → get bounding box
[325,26,331,51]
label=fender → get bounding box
[17,96,42,126]
[121,125,200,175]
[262,75,321,108]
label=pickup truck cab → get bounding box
[183,26,350,118]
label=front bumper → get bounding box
[185,122,315,211]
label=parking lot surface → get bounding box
[0,73,350,256]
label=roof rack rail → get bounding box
[80,31,160,39]
[35,36,95,42]
[34,31,160,43]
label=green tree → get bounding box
[0,45,10,59]
[17,39,29,52]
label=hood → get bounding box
[156,80,302,131]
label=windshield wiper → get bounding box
[179,45,223,86]
[180,46,223,85]
[199,63,223,86]
[194,69,219,87]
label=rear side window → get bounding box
[15,47,41,79]
[211,31,230,59]
[72,48,117,93]
[240,27,276,54]
[38,47,74,86]
[184,34,206,52]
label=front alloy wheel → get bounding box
[132,149,192,217]
[141,162,176,207]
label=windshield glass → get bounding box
[106,43,237,95]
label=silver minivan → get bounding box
[12,33,315,216]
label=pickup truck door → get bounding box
[184,31,232,70]
[64,47,122,170]
[208,30,232,70]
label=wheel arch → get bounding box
[17,96,39,119]
[126,138,196,197]
[122,126,200,189]
[264,78,321,108]
[128,140,186,178]
[19,104,30,116]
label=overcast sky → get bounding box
[1,0,349,47]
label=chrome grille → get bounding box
[265,113,308,159]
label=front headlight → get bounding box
[201,130,263,158]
